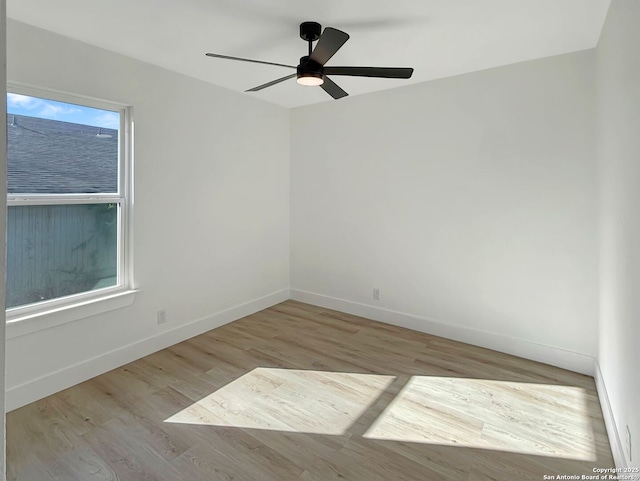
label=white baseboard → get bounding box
[594,361,628,469]
[290,289,596,376]
[6,289,290,412]
[7,287,598,412]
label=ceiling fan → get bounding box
[206,21,414,99]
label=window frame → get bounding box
[5,83,135,328]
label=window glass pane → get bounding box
[6,93,119,194]
[6,204,118,309]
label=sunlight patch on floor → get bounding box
[363,376,597,461]
[164,367,395,435]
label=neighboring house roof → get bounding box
[7,114,118,194]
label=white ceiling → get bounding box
[7,0,610,109]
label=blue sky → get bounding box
[6,93,120,130]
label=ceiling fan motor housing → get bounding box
[297,56,324,82]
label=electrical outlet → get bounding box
[373,288,380,301]
[626,425,632,461]
[157,309,167,325]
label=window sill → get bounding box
[6,289,138,340]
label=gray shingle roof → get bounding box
[7,114,118,194]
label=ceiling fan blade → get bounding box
[246,73,297,92]
[309,28,350,66]
[205,53,295,69]
[324,67,414,79]
[321,77,348,100]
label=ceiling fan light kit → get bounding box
[206,21,414,100]
[296,74,324,86]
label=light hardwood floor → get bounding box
[7,301,614,480]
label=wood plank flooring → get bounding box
[6,300,615,480]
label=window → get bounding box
[6,86,132,318]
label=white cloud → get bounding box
[39,103,82,118]
[7,93,39,109]
[8,93,81,118]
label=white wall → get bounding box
[1,1,7,478]
[596,0,640,467]
[5,19,290,410]
[291,51,598,370]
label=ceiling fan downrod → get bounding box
[300,22,320,57]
